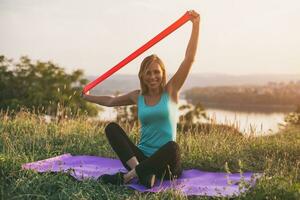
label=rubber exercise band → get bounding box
[83,11,191,94]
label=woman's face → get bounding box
[143,61,163,91]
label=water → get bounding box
[97,99,287,135]
[204,109,285,135]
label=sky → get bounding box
[0,0,300,76]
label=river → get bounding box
[97,99,288,136]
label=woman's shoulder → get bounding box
[129,89,141,104]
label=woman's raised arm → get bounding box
[166,10,200,95]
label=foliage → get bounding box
[284,105,300,126]
[0,55,98,117]
[179,102,208,124]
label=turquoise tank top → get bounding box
[137,90,178,157]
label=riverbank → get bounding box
[1,111,299,199]
[194,101,296,113]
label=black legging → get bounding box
[104,122,182,180]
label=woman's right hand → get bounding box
[188,10,200,25]
[81,91,90,99]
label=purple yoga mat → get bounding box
[22,154,260,197]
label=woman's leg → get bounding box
[104,122,147,170]
[102,123,181,187]
[135,141,182,180]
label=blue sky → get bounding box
[0,0,299,76]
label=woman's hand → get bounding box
[81,91,90,100]
[188,10,200,25]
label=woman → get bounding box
[82,10,200,188]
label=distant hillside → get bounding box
[184,81,300,112]
[86,73,300,95]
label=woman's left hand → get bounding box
[188,10,200,24]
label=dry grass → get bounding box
[1,110,299,199]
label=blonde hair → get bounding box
[138,54,167,95]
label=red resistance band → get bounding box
[83,12,191,94]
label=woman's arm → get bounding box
[166,10,200,96]
[82,90,139,107]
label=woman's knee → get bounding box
[164,141,180,158]
[166,141,180,152]
[104,122,120,138]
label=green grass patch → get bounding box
[1,111,299,199]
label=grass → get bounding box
[0,110,300,199]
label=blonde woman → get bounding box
[82,10,200,188]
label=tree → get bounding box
[0,55,98,117]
